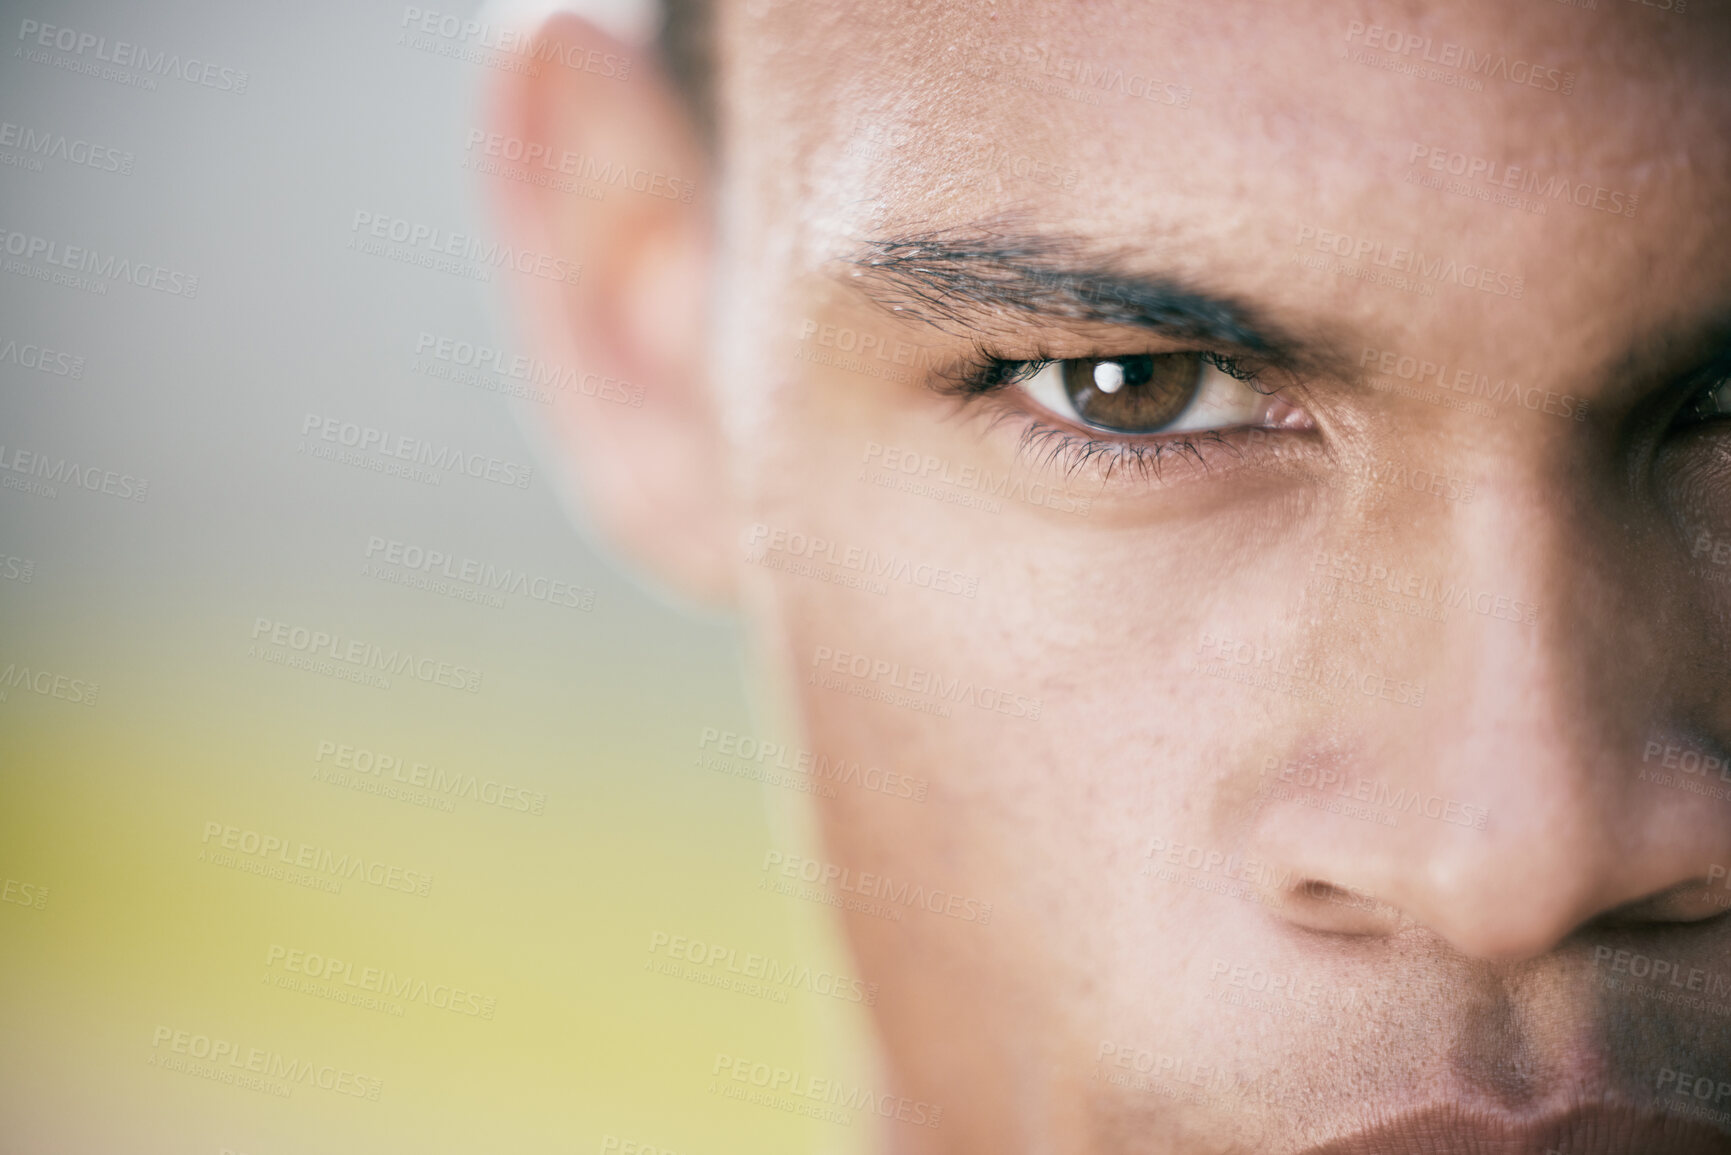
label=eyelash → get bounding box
[924,343,1731,485]
[933,347,1281,482]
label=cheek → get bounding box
[737,350,1469,1137]
[747,446,1299,972]
[738,349,1333,902]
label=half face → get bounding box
[704,1,1731,1150]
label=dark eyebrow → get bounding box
[840,227,1324,367]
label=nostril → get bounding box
[1301,881,1354,905]
[1278,878,1410,938]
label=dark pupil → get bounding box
[1061,353,1203,433]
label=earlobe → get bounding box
[484,11,737,610]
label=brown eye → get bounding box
[1019,350,1284,439]
[1060,353,1204,433]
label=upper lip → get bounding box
[1295,1101,1731,1155]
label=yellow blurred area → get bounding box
[0,605,877,1154]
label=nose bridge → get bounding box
[1262,468,1731,962]
[1423,462,1631,807]
[1402,479,1668,953]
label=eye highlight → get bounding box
[1022,351,1287,436]
[929,346,1316,485]
[1679,370,1731,426]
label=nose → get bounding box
[1252,469,1731,963]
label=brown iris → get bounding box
[1062,353,1204,433]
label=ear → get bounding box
[484,11,734,609]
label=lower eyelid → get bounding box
[973,397,1276,487]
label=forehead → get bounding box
[714,0,1731,370]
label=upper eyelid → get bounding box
[1003,335,1277,367]
[945,348,1278,398]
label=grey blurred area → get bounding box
[0,0,733,698]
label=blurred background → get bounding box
[0,1,876,1151]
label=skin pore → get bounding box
[489,1,1731,1150]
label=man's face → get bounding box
[699,1,1731,1149]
